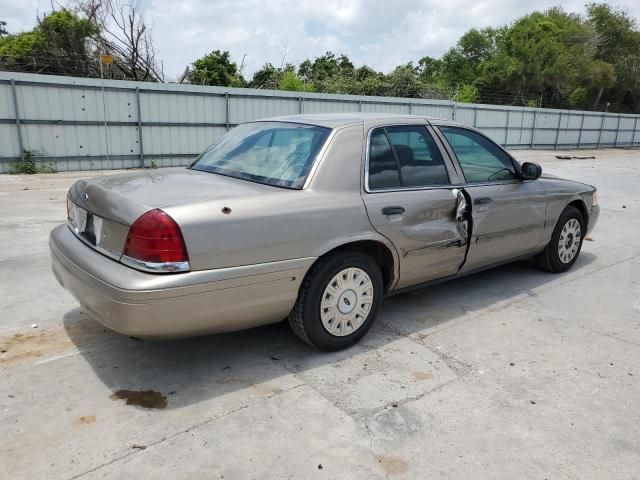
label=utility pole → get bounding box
[99,54,113,163]
[238,53,247,79]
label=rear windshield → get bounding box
[190,122,331,189]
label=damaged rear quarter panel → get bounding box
[163,124,393,272]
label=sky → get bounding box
[3,0,640,80]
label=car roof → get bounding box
[258,112,465,129]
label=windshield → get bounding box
[190,122,331,189]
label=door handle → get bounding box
[474,197,492,205]
[382,206,405,215]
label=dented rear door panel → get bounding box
[363,188,468,289]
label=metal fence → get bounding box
[1,71,639,173]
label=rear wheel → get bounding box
[288,250,383,351]
[535,205,585,273]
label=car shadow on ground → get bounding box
[63,253,596,410]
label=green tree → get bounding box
[453,84,479,103]
[277,69,311,92]
[416,56,442,83]
[439,28,497,86]
[249,63,312,92]
[250,62,280,89]
[189,50,245,87]
[298,52,356,92]
[0,10,98,76]
[386,64,422,98]
[477,8,616,108]
[569,86,588,107]
[586,3,640,111]
[186,5,639,112]
[0,20,7,38]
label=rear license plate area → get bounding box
[84,214,103,245]
[69,202,103,246]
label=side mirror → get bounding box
[521,162,542,180]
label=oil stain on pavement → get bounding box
[109,390,168,409]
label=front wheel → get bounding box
[534,205,585,273]
[288,250,383,351]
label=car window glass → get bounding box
[439,127,517,183]
[385,126,450,187]
[368,126,449,190]
[368,130,401,190]
[191,122,330,189]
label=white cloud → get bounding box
[4,0,640,81]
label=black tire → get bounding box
[534,205,585,273]
[288,250,383,351]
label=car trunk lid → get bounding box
[69,169,274,225]
[67,168,278,257]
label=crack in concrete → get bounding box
[514,303,640,349]
[383,247,639,342]
[61,249,640,480]
[364,376,462,420]
[378,319,475,377]
[67,383,306,480]
[363,420,387,480]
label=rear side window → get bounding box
[368,130,401,190]
[439,127,517,183]
[367,126,449,191]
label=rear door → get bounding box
[436,126,546,273]
[362,124,470,290]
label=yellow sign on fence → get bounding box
[99,54,113,65]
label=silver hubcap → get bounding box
[558,218,581,264]
[320,267,374,337]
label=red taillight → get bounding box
[123,209,189,265]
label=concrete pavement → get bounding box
[0,148,638,479]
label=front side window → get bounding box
[368,126,450,191]
[191,122,331,189]
[439,127,517,183]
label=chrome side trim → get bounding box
[402,239,464,256]
[120,255,191,273]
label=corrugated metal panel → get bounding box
[0,82,18,160]
[141,126,225,155]
[583,114,604,129]
[232,96,298,122]
[411,104,452,119]
[0,83,15,119]
[360,102,409,114]
[565,113,583,129]
[143,91,226,123]
[452,106,475,125]
[16,84,136,122]
[0,71,638,172]
[0,125,18,158]
[21,124,138,156]
[304,98,357,114]
[480,127,504,144]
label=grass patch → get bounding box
[8,150,57,174]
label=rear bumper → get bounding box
[50,224,314,339]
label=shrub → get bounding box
[8,150,56,174]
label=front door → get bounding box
[436,126,546,273]
[362,125,469,289]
